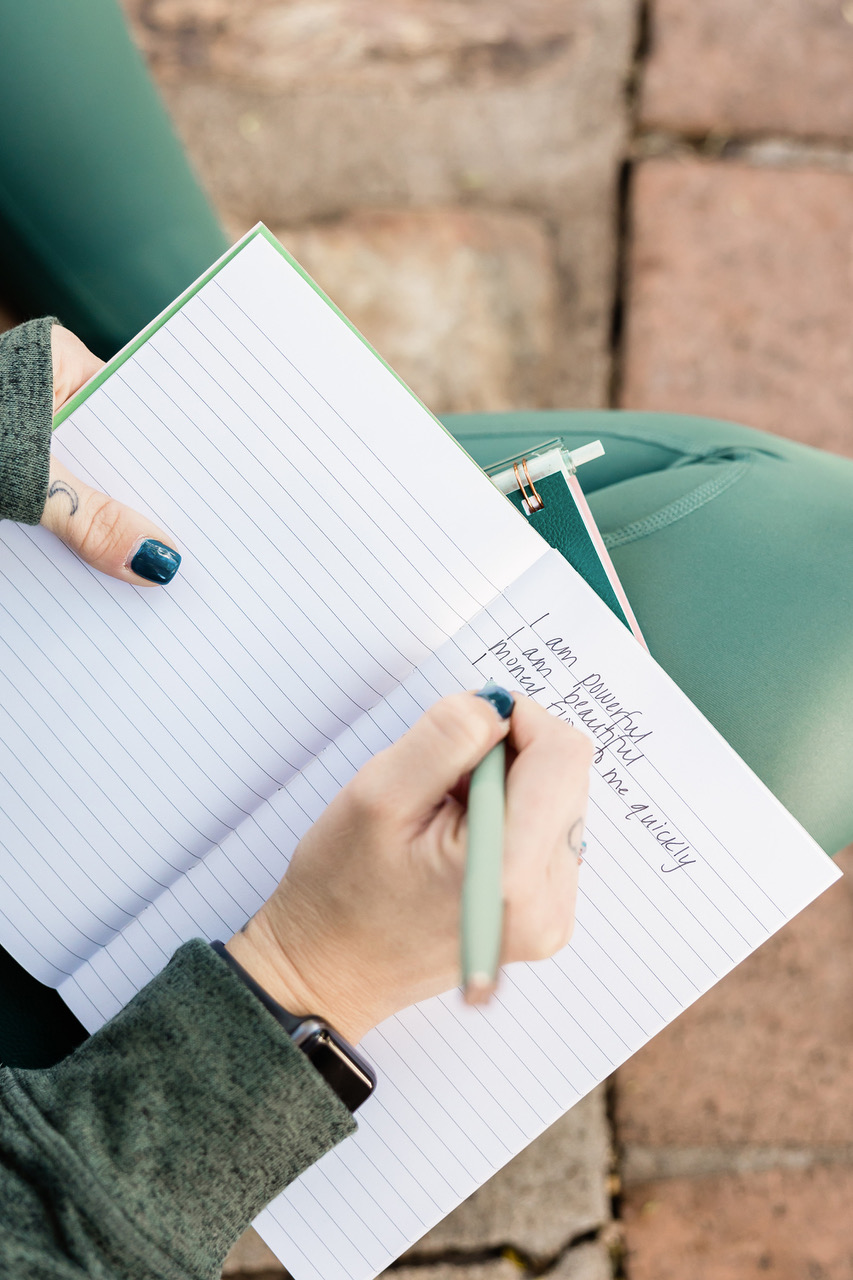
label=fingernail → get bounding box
[475,680,514,720]
[127,537,182,584]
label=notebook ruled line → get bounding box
[0,230,838,1280]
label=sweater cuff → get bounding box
[8,939,356,1277]
[0,317,57,524]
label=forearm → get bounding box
[0,940,355,1280]
[0,316,55,523]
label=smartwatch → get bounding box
[211,941,376,1113]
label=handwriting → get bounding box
[487,635,551,697]
[625,803,697,872]
[481,622,698,877]
[544,636,578,667]
[601,766,629,796]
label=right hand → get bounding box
[227,690,593,1042]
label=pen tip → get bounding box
[464,974,497,1005]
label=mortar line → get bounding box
[621,1142,853,1186]
[387,1223,610,1276]
[606,0,650,409]
[631,129,853,170]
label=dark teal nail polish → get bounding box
[476,680,514,720]
[129,538,182,584]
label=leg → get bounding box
[444,410,853,857]
[0,0,228,358]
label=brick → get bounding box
[622,1164,853,1280]
[641,0,853,140]
[615,847,853,1149]
[121,0,633,222]
[271,208,556,414]
[621,158,853,456]
[121,0,636,409]
[124,0,602,94]
[406,1087,610,1260]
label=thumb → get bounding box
[369,687,513,823]
[40,454,182,586]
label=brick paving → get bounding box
[114,3,853,1278]
[123,0,636,411]
[640,0,853,139]
[271,208,558,415]
[621,158,853,456]
[622,1164,853,1280]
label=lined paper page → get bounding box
[58,549,839,1280]
[256,550,840,1280]
[0,230,544,985]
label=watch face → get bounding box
[304,1028,376,1113]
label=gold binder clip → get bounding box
[513,458,545,515]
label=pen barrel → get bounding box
[462,741,506,984]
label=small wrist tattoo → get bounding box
[48,479,79,516]
[568,817,584,859]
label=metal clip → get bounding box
[513,458,545,515]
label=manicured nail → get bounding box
[475,680,514,720]
[127,537,182,584]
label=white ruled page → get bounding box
[55,548,840,1280]
[0,228,544,985]
[250,549,840,1280]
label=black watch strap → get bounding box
[210,941,376,1113]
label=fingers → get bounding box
[356,691,512,825]
[502,698,592,957]
[40,455,182,586]
[504,697,592,853]
[51,325,103,415]
[45,325,182,586]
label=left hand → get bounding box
[40,325,182,585]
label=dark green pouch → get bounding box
[487,439,645,643]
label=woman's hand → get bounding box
[40,325,182,584]
[227,691,593,1042]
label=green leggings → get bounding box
[2,1,852,1069]
[449,411,853,861]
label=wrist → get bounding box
[225,911,374,1044]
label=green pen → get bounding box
[462,681,514,1003]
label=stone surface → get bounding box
[621,157,853,456]
[622,1164,853,1280]
[124,0,612,95]
[615,847,853,1151]
[406,1087,610,1260]
[641,0,853,140]
[269,208,556,414]
[152,65,626,229]
[547,1241,613,1280]
[121,0,637,409]
[222,1225,286,1275]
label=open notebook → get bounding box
[0,226,839,1280]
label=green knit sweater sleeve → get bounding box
[0,317,57,523]
[0,939,357,1280]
